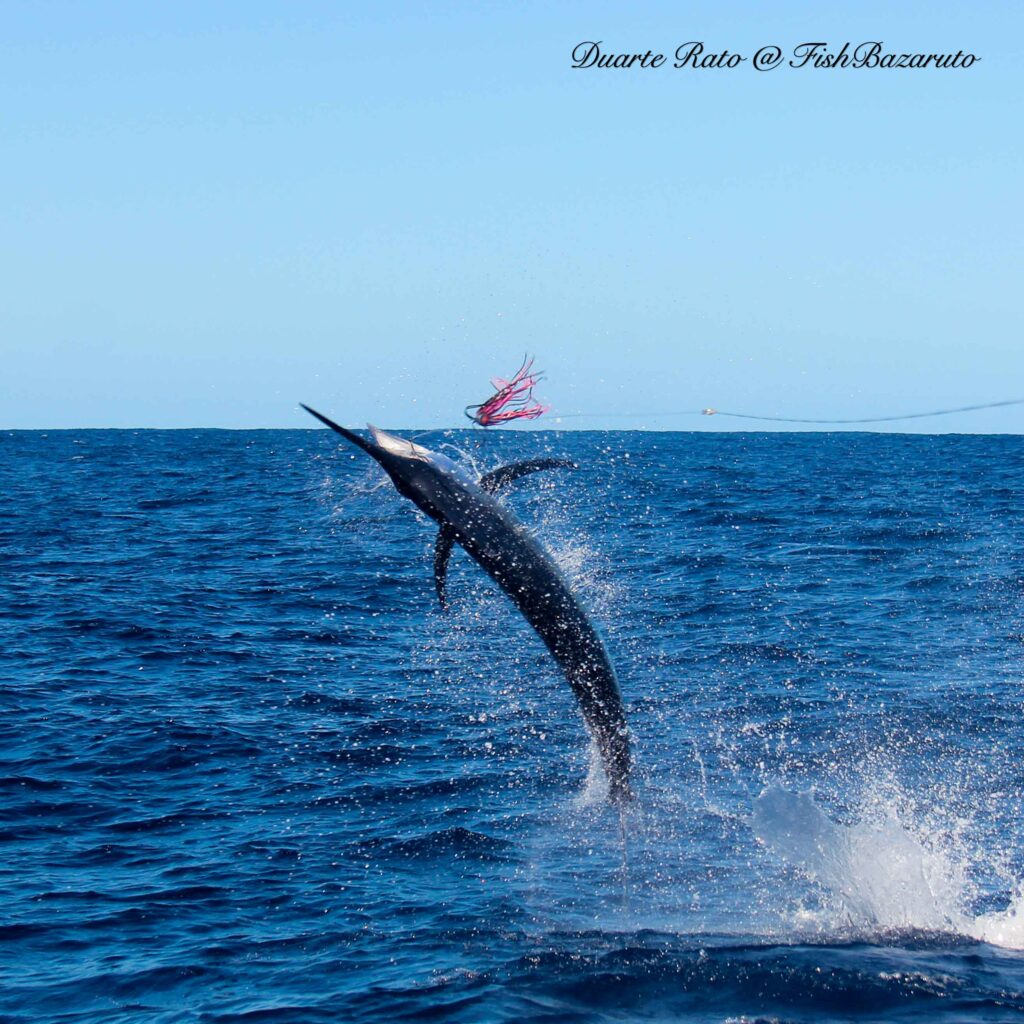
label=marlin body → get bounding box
[302,405,632,803]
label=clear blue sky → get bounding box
[3,2,1022,430]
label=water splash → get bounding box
[574,740,611,808]
[751,783,1024,948]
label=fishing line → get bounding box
[551,397,1024,425]
[618,804,631,912]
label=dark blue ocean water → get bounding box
[3,428,1024,1023]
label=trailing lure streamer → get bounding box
[554,397,1024,425]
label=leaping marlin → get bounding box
[302,405,633,804]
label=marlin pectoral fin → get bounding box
[433,524,456,609]
[479,458,577,495]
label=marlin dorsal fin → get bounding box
[433,524,456,609]
[479,458,576,495]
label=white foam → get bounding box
[974,888,1024,947]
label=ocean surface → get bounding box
[3,428,1024,1023]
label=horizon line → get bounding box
[4,425,1022,435]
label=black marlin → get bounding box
[302,405,632,804]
